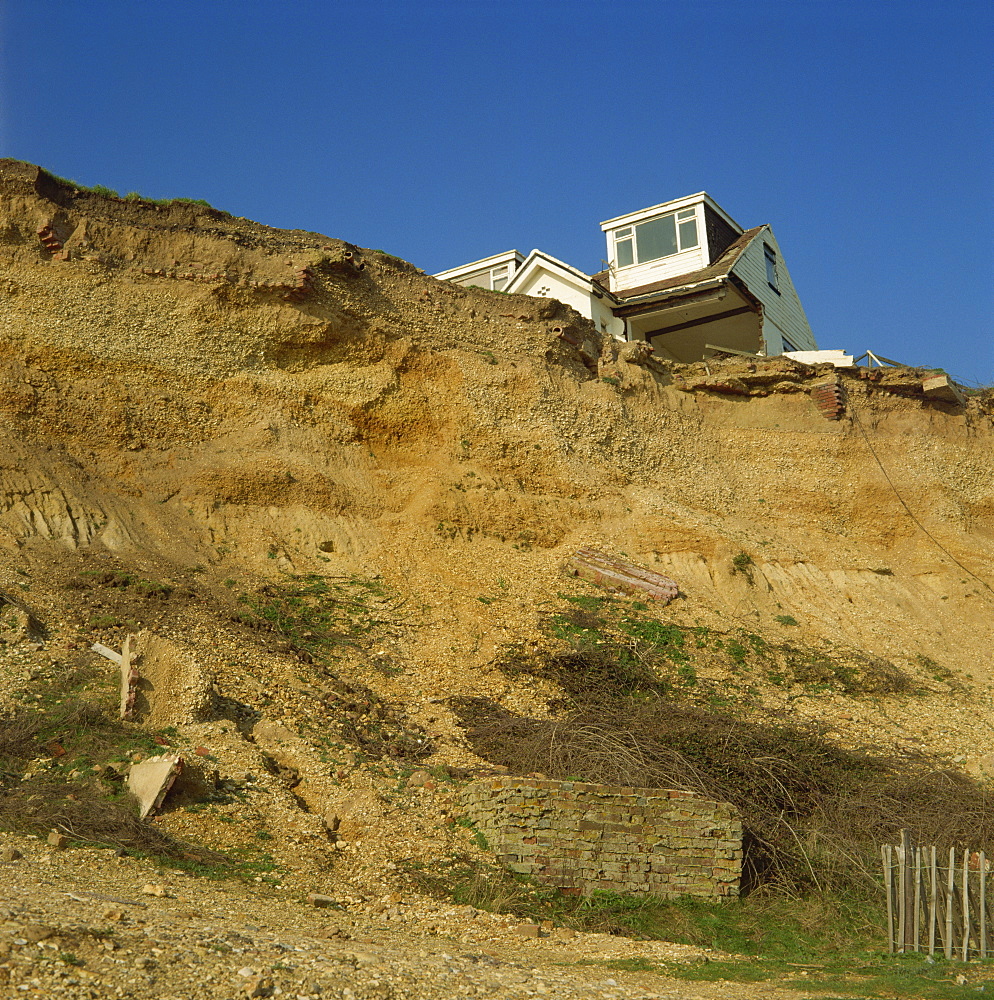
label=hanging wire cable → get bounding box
[848,393,994,599]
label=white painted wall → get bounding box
[607,245,708,294]
[513,266,625,339]
[731,228,817,353]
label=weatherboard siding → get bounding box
[609,245,708,295]
[731,228,817,354]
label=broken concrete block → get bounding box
[514,922,541,938]
[47,831,68,849]
[127,754,183,819]
[566,547,679,604]
[0,847,22,862]
[242,975,275,999]
[923,374,967,406]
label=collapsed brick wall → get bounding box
[459,777,741,899]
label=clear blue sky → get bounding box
[2,0,992,382]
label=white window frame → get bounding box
[459,263,513,290]
[612,208,700,269]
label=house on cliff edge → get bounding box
[433,192,818,363]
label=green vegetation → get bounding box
[37,166,221,211]
[231,574,431,761]
[407,852,990,996]
[78,569,173,599]
[234,573,399,664]
[449,592,982,901]
[731,552,755,583]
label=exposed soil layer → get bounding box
[2,159,994,994]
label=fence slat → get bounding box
[963,849,971,962]
[980,851,987,962]
[897,847,908,953]
[929,846,937,956]
[914,846,922,952]
[882,845,895,954]
[945,847,956,961]
[902,830,914,952]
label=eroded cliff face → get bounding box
[2,156,994,717]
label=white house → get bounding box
[434,192,818,362]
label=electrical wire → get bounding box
[847,392,994,599]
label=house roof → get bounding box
[612,226,766,301]
[600,192,743,234]
[505,249,620,302]
[600,226,767,302]
[433,249,523,282]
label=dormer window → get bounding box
[613,208,699,268]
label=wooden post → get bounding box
[883,844,895,954]
[901,830,915,952]
[963,848,971,961]
[914,845,922,952]
[946,846,956,961]
[929,846,938,956]
[898,842,907,954]
[980,851,987,961]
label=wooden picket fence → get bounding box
[882,831,992,959]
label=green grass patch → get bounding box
[235,573,401,664]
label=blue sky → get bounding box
[1,0,992,382]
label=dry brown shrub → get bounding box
[452,696,994,895]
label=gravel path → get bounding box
[0,835,810,1000]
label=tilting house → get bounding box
[434,193,818,362]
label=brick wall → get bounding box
[458,777,741,899]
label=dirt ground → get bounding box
[1,158,993,997]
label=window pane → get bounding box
[616,227,632,238]
[492,276,507,290]
[678,218,698,249]
[635,215,677,262]
[616,237,634,267]
[676,208,696,220]
[765,248,778,288]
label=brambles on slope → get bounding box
[233,573,403,663]
[452,694,994,895]
[452,595,957,894]
[317,675,433,762]
[0,694,228,868]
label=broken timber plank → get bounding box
[119,633,140,720]
[566,548,679,604]
[91,642,123,665]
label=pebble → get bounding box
[0,835,807,1000]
